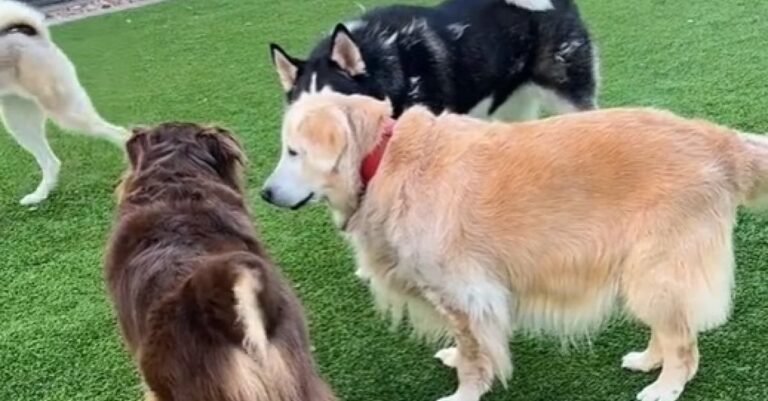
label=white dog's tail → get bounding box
[505,0,555,12]
[738,132,768,209]
[0,0,48,38]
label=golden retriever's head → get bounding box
[261,92,392,220]
[116,122,245,203]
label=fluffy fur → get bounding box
[105,123,336,401]
[0,0,127,205]
[270,0,597,120]
[262,92,768,401]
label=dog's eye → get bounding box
[287,148,299,157]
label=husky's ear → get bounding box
[330,24,366,76]
[270,43,304,92]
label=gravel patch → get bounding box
[42,0,168,25]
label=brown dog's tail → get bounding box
[184,251,270,359]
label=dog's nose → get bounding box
[260,188,274,203]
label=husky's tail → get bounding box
[505,0,555,12]
[184,251,270,359]
[0,0,48,38]
[738,132,768,209]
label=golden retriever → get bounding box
[262,91,768,401]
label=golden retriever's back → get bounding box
[364,107,747,335]
[382,107,745,242]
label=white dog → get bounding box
[0,0,127,205]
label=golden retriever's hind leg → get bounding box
[624,222,732,401]
[625,289,698,401]
[635,325,698,401]
[622,331,663,373]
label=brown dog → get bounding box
[262,92,768,401]
[104,122,336,401]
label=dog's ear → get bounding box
[342,94,393,136]
[126,127,151,169]
[330,24,366,76]
[270,44,304,92]
[197,127,246,187]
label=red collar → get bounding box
[360,118,396,187]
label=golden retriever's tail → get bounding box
[0,1,48,38]
[185,251,270,359]
[738,132,768,209]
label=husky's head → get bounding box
[270,24,387,103]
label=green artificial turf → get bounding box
[1,0,767,400]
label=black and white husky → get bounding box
[270,0,598,120]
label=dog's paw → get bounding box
[437,394,478,401]
[434,347,459,368]
[622,351,662,373]
[20,192,47,206]
[636,381,684,401]
[354,267,371,282]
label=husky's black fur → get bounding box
[271,0,598,118]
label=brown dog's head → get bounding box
[261,92,392,221]
[117,122,245,202]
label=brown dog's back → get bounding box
[105,122,335,401]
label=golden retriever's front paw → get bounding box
[622,350,662,373]
[434,347,459,368]
[437,394,478,401]
[354,267,371,282]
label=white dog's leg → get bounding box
[46,91,127,147]
[1,96,60,205]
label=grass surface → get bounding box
[1,0,767,400]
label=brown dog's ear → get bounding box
[197,127,246,187]
[330,24,366,76]
[270,43,304,92]
[126,127,151,169]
